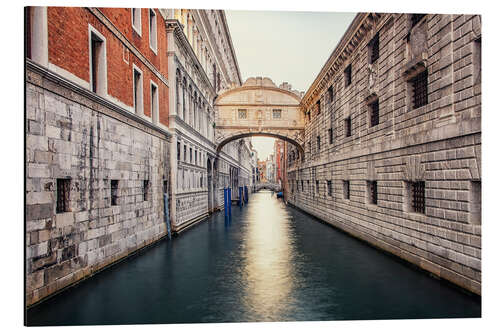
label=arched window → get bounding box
[182,77,187,120]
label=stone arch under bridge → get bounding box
[214,77,305,157]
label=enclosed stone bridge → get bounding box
[255,182,281,192]
[214,77,305,157]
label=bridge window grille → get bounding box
[344,64,352,87]
[345,117,352,137]
[410,70,428,109]
[143,180,150,201]
[343,180,350,200]
[411,181,425,214]
[369,32,379,64]
[238,109,247,119]
[111,180,119,206]
[411,14,425,28]
[56,179,71,213]
[369,99,379,127]
[327,180,332,196]
[328,128,333,144]
[368,180,378,205]
[273,109,282,119]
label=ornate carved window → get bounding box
[410,69,428,109]
[369,32,379,64]
[272,109,282,119]
[238,109,247,119]
[56,179,71,213]
[344,64,352,87]
[369,99,379,127]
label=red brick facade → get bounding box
[44,7,169,125]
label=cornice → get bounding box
[301,13,388,109]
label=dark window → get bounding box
[328,85,334,103]
[317,136,321,152]
[411,181,425,214]
[163,180,168,194]
[316,100,321,115]
[369,33,379,64]
[91,33,103,93]
[345,117,352,137]
[111,180,119,206]
[183,145,187,162]
[343,180,350,200]
[190,147,192,163]
[307,111,311,122]
[328,128,333,144]
[410,70,428,109]
[369,180,378,205]
[195,149,198,165]
[301,180,304,192]
[316,180,319,194]
[143,180,150,201]
[56,179,71,213]
[369,99,379,127]
[177,141,181,160]
[411,14,426,28]
[344,64,352,87]
[327,180,332,196]
[133,68,142,113]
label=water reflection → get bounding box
[241,191,296,320]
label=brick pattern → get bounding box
[26,78,170,306]
[287,13,481,295]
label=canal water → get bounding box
[27,190,480,325]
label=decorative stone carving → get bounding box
[403,155,426,181]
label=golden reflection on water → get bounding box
[241,191,297,320]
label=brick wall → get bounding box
[45,7,169,126]
[287,13,481,295]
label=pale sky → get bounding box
[225,10,356,160]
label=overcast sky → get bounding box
[225,10,356,160]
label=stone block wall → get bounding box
[26,63,171,306]
[287,13,481,294]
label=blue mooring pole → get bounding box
[163,193,171,240]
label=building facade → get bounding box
[164,9,254,232]
[25,7,172,306]
[286,13,481,294]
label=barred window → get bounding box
[343,180,350,200]
[411,14,425,28]
[301,180,304,192]
[111,180,119,206]
[273,109,282,119]
[411,181,425,214]
[317,135,321,152]
[345,117,352,137]
[327,180,332,196]
[56,179,71,213]
[369,99,379,127]
[143,180,150,201]
[316,180,319,194]
[344,64,352,87]
[368,180,378,205]
[328,128,333,144]
[328,85,334,103]
[369,32,379,64]
[238,109,247,119]
[410,70,428,109]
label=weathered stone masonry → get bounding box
[26,62,171,306]
[287,13,481,294]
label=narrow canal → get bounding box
[27,191,480,325]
